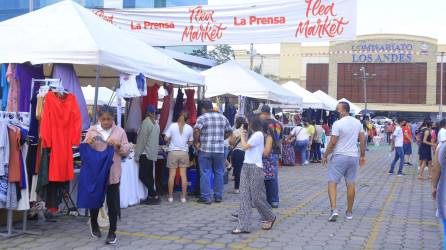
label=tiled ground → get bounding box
[0,145,442,249]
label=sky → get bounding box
[208,0,446,54]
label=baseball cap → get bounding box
[146,105,156,114]
[261,104,271,114]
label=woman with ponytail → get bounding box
[164,112,194,203]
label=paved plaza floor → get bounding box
[0,145,442,250]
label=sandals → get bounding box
[261,216,277,230]
[231,228,250,234]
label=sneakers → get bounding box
[328,210,339,222]
[214,198,223,203]
[181,197,187,203]
[168,197,173,203]
[106,231,117,245]
[90,222,101,239]
[231,213,239,220]
[345,211,353,220]
[304,161,309,165]
[196,198,212,205]
[397,173,403,177]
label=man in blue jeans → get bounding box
[260,105,283,208]
[389,118,405,176]
[194,100,232,204]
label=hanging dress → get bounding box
[40,91,82,182]
[159,84,173,133]
[52,64,90,131]
[185,89,197,126]
[77,142,114,209]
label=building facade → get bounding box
[235,34,446,113]
[0,0,207,54]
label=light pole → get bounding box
[249,43,256,70]
[354,66,376,117]
[439,52,444,119]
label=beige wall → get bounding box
[329,34,438,105]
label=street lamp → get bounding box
[354,66,376,117]
[249,43,257,70]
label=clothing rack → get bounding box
[0,113,40,238]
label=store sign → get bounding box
[93,0,356,46]
[352,42,414,63]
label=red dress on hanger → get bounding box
[185,89,197,126]
[40,91,82,182]
[159,85,173,133]
[141,82,160,115]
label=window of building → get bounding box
[337,63,427,104]
[0,0,29,21]
[306,64,329,93]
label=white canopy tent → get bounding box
[82,85,126,107]
[312,90,338,111]
[202,61,302,105]
[281,81,325,109]
[0,0,204,86]
[338,98,362,115]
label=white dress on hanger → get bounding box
[16,143,30,211]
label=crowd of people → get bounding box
[85,101,446,245]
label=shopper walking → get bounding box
[322,102,366,222]
[418,121,435,180]
[385,122,394,144]
[402,119,413,166]
[431,138,446,250]
[164,113,193,203]
[194,100,232,204]
[232,116,276,234]
[229,117,248,194]
[287,122,310,166]
[310,121,324,163]
[305,120,315,164]
[260,105,283,208]
[135,105,161,205]
[85,105,131,245]
[389,118,405,176]
[438,119,446,147]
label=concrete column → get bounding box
[279,43,302,84]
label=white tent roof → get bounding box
[281,81,324,109]
[312,90,338,111]
[202,61,302,105]
[338,98,362,115]
[0,0,204,86]
[82,85,125,107]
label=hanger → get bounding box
[93,135,107,144]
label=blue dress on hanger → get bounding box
[77,143,114,209]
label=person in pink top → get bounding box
[85,105,131,245]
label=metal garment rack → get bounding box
[0,112,40,238]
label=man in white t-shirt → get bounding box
[322,102,366,222]
[389,118,405,176]
[438,119,446,146]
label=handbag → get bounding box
[293,127,304,150]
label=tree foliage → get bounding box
[190,45,234,64]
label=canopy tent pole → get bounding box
[92,65,101,124]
